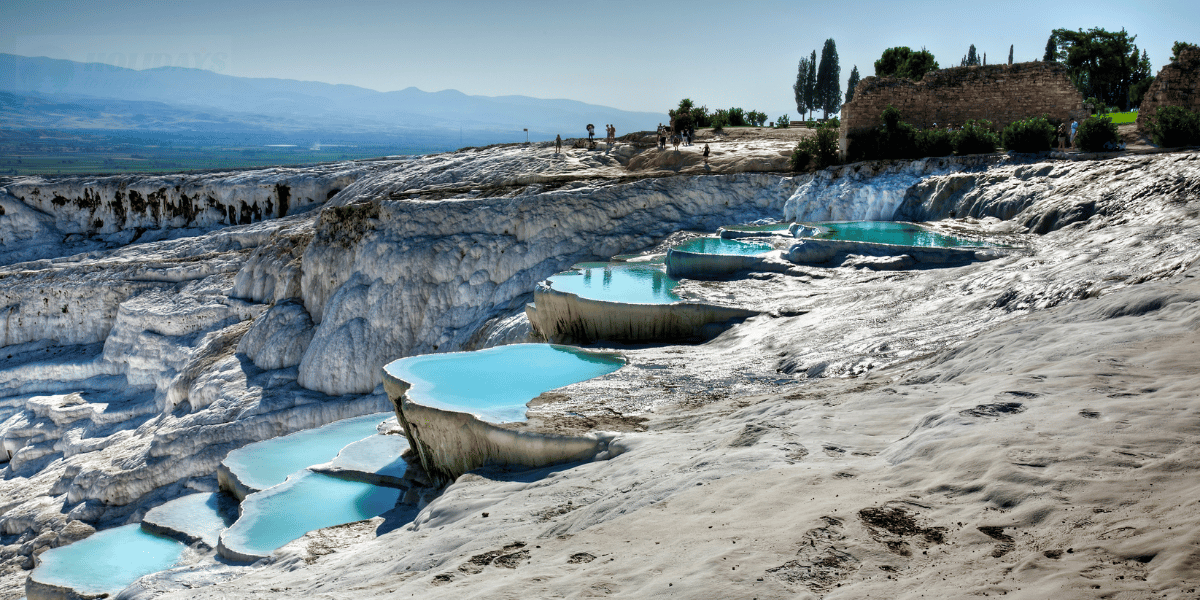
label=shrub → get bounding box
[710,109,729,131]
[875,106,918,159]
[790,145,812,171]
[746,110,768,126]
[806,119,818,129]
[917,128,954,156]
[727,107,746,127]
[1001,116,1055,153]
[775,114,791,129]
[953,120,999,155]
[791,121,840,171]
[1073,116,1119,152]
[1146,106,1200,147]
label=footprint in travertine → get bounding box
[823,445,846,457]
[766,516,858,593]
[858,503,947,557]
[729,423,771,447]
[960,402,1027,418]
[978,525,1015,557]
[1079,409,1101,418]
[568,552,596,564]
[458,542,528,574]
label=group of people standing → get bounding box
[1056,118,1080,151]
[657,123,696,150]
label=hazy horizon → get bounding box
[3,0,1197,122]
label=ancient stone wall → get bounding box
[840,62,1086,158]
[1136,46,1200,132]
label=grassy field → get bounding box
[1098,111,1138,124]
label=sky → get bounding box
[2,0,1197,121]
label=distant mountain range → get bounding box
[0,54,666,143]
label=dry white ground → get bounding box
[132,152,1200,600]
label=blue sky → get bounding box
[2,0,1196,120]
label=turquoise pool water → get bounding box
[803,221,989,247]
[143,492,237,548]
[32,524,185,596]
[384,343,625,423]
[219,471,401,558]
[222,412,391,491]
[546,263,680,304]
[672,237,774,256]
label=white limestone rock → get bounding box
[236,300,314,371]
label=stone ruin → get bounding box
[1136,46,1200,133]
[839,62,1087,159]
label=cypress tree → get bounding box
[816,38,841,119]
[1044,34,1057,61]
[961,44,980,67]
[1008,44,1014,64]
[793,56,811,118]
[845,65,860,104]
[804,50,817,120]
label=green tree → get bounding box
[793,55,812,120]
[1171,41,1198,61]
[1008,44,1014,65]
[845,65,861,104]
[1051,27,1145,112]
[804,50,817,119]
[816,38,842,119]
[1044,34,1057,62]
[875,46,939,81]
[1130,49,1153,107]
[961,44,981,66]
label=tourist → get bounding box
[555,134,562,154]
[1070,118,1078,148]
[658,124,666,150]
[1056,121,1067,151]
[703,143,710,164]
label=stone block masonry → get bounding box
[1137,46,1200,133]
[840,62,1086,159]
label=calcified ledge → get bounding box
[215,463,257,502]
[665,247,792,280]
[24,577,105,600]
[785,238,1005,267]
[382,369,628,489]
[526,282,760,344]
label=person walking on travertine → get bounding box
[703,143,710,165]
[555,134,562,154]
[1056,121,1067,151]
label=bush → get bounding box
[875,106,918,159]
[710,109,729,131]
[775,114,791,128]
[790,145,812,171]
[953,120,999,155]
[746,110,768,126]
[791,121,840,171]
[917,128,954,156]
[1073,116,1119,152]
[1146,106,1200,147]
[1001,116,1055,153]
[727,107,746,127]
